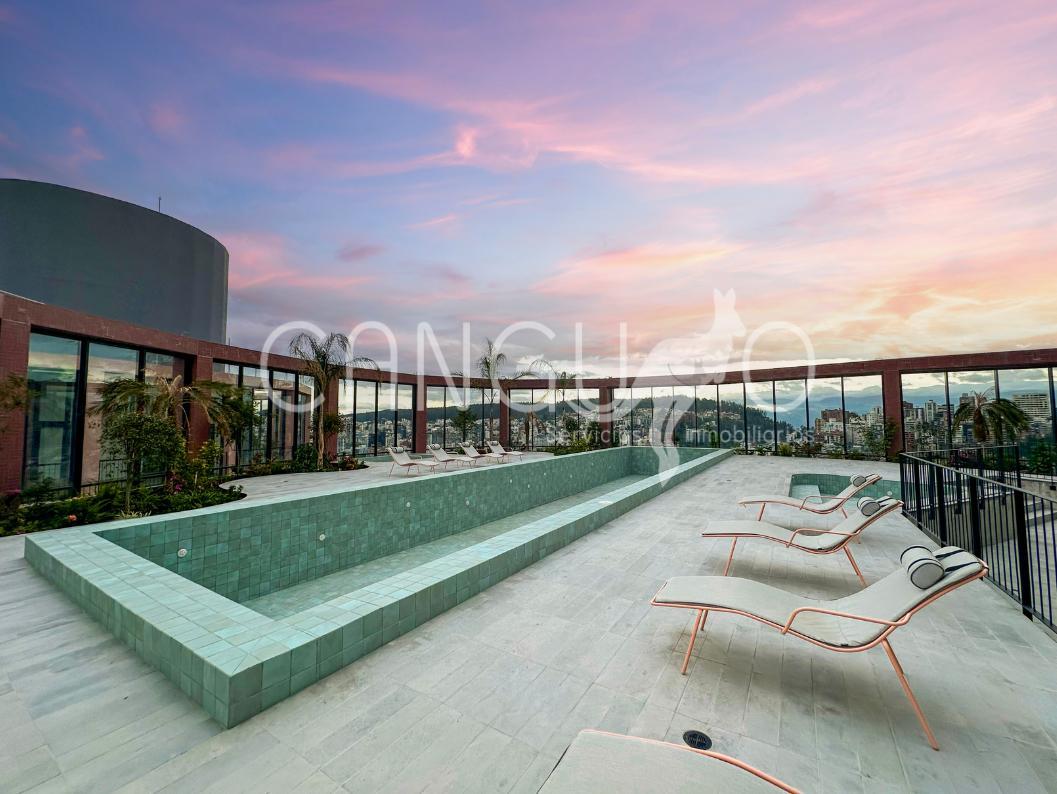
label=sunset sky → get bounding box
[2,1,1056,376]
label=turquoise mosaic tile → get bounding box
[25,446,730,728]
[788,472,901,500]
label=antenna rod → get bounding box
[157,195,162,212]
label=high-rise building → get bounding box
[1012,393,1050,420]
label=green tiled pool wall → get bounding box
[25,447,730,728]
[97,446,717,604]
[788,472,901,500]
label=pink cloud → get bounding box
[408,213,458,231]
[336,243,383,262]
[223,231,376,292]
[147,102,188,138]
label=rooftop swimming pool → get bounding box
[25,445,730,727]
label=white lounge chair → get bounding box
[427,443,472,469]
[540,729,799,793]
[651,546,987,749]
[703,497,902,585]
[739,474,882,519]
[458,441,504,464]
[386,446,440,477]
[487,441,524,460]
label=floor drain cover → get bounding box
[682,730,712,750]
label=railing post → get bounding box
[967,477,983,559]
[1014,445,1023,489]
[913,459,924,526]
[933,465,948,545]
[1012,490,1034,619]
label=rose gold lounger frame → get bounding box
[651,561,989,750]
[740,474,881,520]
[709,499,903,586]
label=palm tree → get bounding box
[469,338,542,441]
[951,390,1031,444]
[289,332,376,467]
[92,375,245,438]
[540,363,582,443]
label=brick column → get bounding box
[881,367,904,459]
[324,379,340,460]
[0,317,31,493]
[187,353,214,452]
[598,386,614,447]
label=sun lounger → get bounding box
[539,729,799,793]
[458,441,505,464]
[386,446,440,476]
[428,443,472,469]
[703,497,902,585]
[651,546,987,749]
[738,474,881,519]
[487,441,524,459]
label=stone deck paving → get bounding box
[3,455,1057,793]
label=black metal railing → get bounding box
[901,451,1057,632]
[911,442,1057,492]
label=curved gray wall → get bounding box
[0,179,227,342]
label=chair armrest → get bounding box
[781,606,905,635]
[785,527,860,547]
[800,493,844,504]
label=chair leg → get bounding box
[722,538,738,576]
[844,546,867,586]
[881,639,940,750]
[681,609,704,674]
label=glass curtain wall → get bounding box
[695,385,718,446]
[997,368,1053,461]
[337,379,357,456]
[23,333,82,491]
[554,385,577,444]
[241,367,269,464]
[377,382,397,449]
[807,377,844,455]
[355,379,378,455]
[532,388,556,448]
[82,343,138,485]
[652,387,676,445]
[297,375,315,456]
[212,362,241,471]
[509,388,532,449]
[717,383,745,449]
[745,381,775,452]
[900,372,950,452]
[270,371,297,460]
[143,352,182,386]
[670,386,695,445]
[612,388,633,446]
[947,370,997,445]
[425,386,446,447]
[843,375,884,457]
[629,388,652,445]
[774,379,808,452]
